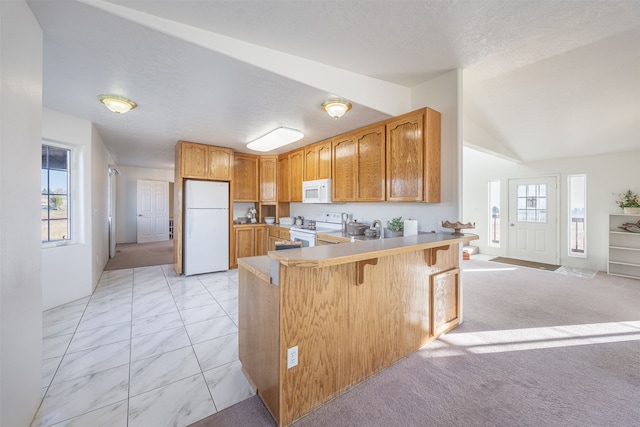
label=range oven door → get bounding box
[289,230,316,247]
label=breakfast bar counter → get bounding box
[238,233,478,426]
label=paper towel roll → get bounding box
[404,219,418,236]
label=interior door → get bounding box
[137,180,170,243]
[508,176,558,264]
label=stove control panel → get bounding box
[316,212,343,224]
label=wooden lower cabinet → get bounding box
[255,226,267,256]
[239,243,459,426]
[232,225,266,268]
[431,268,460,336]
[267,225,291,250]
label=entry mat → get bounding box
[489,257,561,272]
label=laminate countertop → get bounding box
[268,232,478,268]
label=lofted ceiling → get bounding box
[27,0,640,170]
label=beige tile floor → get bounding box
[33,264,254,427]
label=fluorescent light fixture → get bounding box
[97,94,137,114]
[247,127,304,152]
[322,98,352,119]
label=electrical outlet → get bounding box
[287,346,298,369]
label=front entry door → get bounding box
[508,176,558,264]
[137,180,169,243]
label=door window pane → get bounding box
[516,184,547,223]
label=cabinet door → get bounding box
[259,156,277,203]
[431,268,459,337]
[268,235,279,251]
[316,139,332,179]
[289,150,304,202]
[255,226,267,256]
[386,111,424,202]
[356,125,385,202]
[234,227,255,267]
[233,154,259,201]
[304,139,332,181]
[277,155,290,202]
[332,136,357,201]
[278,227,291,240]
[208,146,233,181]
[304,145,318,182]
[181,142,208,179]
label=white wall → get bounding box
[292,70,463,233]
[0,2,44,425]
[42,108,108,310]
[463,146,640,271]
[116,166,173,243]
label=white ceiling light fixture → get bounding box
[247,127,304,152]
[97,94,137,114]
[322,98,352,119]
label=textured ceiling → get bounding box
[27,0,640,169]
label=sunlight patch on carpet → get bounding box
[421,321,640,358]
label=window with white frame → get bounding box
[568,174,586,257]
[488,180,501,247]
[42,145,70,242]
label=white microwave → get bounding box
[302,178,332,203]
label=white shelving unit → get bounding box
[608,213,640,280]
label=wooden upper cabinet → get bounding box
[180,142,208,179]
[233,153,259,201]
[304,145,318,182]
[317,140,332,179]
[288,149,304,202]
[386,111,424,202]
[232,226,255,268]
[384,107,440,203]
[356,125,386,202]
[423,107,441,203]
[304,139,332,181]
[259,156,277,203]
[332,135,357,201]
[277,155,290,202]
[208,146,233,181]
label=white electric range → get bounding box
[289,212,344,247]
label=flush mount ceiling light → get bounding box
[246,127,304,152]
[322,98,352,119]
[97,94,137,114]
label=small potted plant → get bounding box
[616,189,640,214]
[384,216,404,238]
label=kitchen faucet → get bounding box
[370,219,383,239]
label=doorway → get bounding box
[137,179,170,243]
[108,165,119,258]
[508,176,559,264]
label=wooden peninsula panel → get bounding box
[239,233,478,426]
[279,263,352,423]
[238,262,280,419]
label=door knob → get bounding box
[138,214,143,217]
[510,223,514,226]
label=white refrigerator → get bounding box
[184,180,229,275]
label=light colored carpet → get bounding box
[190,258,640,427]
[104,240,173,270]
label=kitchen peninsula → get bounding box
[238,232,478,426]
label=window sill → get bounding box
[42,240,77,249]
